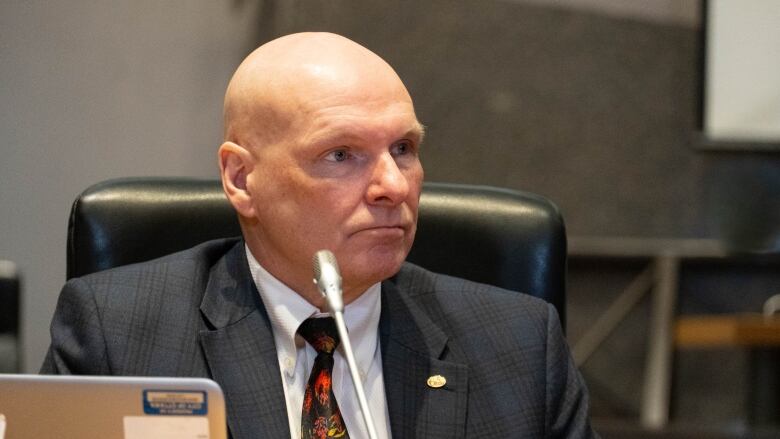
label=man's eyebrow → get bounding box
[409,122,426,143]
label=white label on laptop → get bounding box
[0,413,6,439]
[144,390,207,415]
[124,416,209,439]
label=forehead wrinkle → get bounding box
[302,109,422,150]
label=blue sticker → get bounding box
[143,390,208,416]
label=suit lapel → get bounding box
[198,242,290,439]
[380,277,469,439]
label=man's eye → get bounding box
[391,141,412,156]
[326,150,350,162]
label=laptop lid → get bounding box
[0,374,227,439]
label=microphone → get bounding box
[312,250,379,439]
[312,250,344,314]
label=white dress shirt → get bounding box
[245,246,392,439]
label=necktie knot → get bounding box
[298,317,340,355]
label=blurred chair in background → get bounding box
[0,260,20,372]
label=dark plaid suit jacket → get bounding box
[42,238,597,438]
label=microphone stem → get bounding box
[332,310,379,439]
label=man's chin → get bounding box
[343,251,406,287]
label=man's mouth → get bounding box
[352,224,407,238]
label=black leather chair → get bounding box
[67,178,567,326]
[0,260,20,372]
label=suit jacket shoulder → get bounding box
[40,238,241,375]
[380,262,596,438]
[392,260,553,333]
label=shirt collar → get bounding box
[244,245,381,375]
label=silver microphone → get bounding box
[312,250,344,313]
[311,250,379,439]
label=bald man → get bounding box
[42,33,597,438]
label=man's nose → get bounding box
[366,153,409,206]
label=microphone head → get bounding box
[313,249,339,282]
[312,250,344,313]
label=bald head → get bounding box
[223,32,414,148]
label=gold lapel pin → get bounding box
[426,374,446,388]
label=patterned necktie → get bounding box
[298,317,350,439]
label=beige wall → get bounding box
[0,0,261,371]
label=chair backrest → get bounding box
[0,260,20,372]
[67,178,567,326]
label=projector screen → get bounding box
[703,0,780,144]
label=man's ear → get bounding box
[218,141,256,218]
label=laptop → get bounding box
[0,374,227,439]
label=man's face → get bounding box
[243,83,424,300]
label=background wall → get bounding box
[0,0,263,371]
